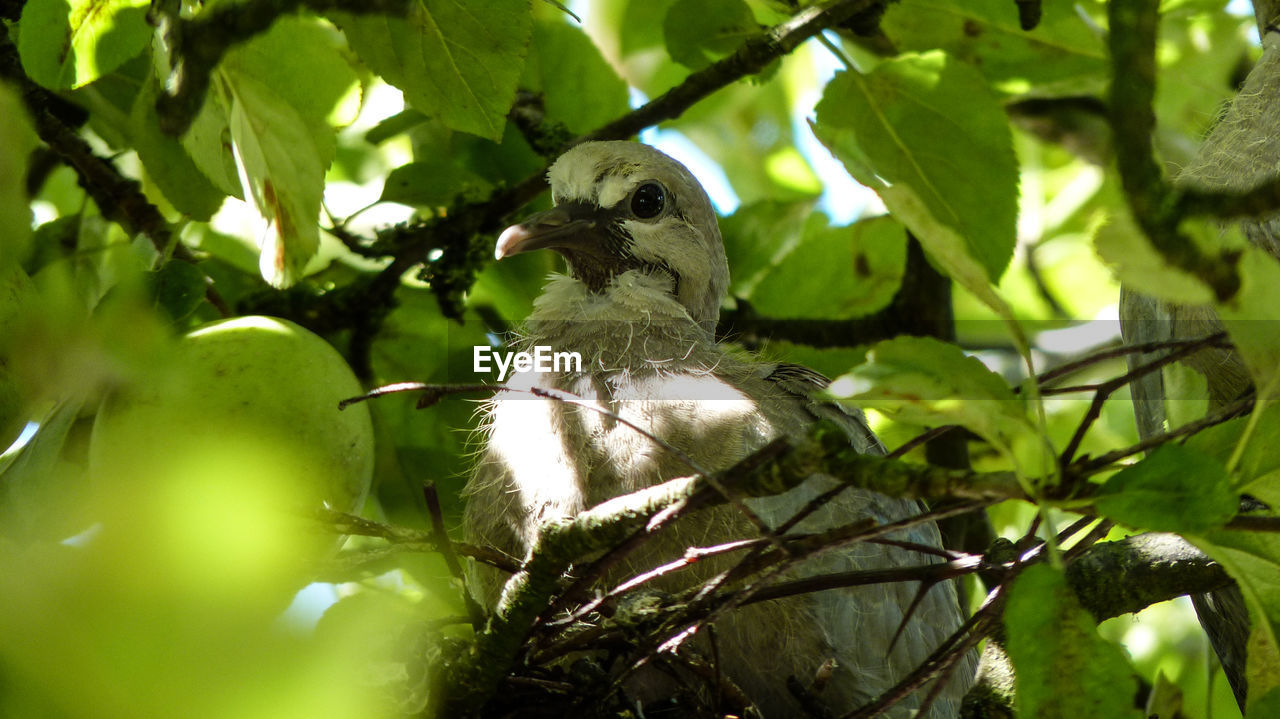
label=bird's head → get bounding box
[495,141,729,332]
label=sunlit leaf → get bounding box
[1005,564,1143,719]
[813,52,1018,315]
[223,72,327,288]
[17,0,151,89]
[334,0,532,140]
[219,17,361,130]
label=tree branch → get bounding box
[1066,532,1233,619]
[1107,0,1242,301]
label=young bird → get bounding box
[464,141,972,717]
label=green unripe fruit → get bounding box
[89,316,375,603]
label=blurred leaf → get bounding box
[335,0,532,140]
[1249,688,1280,719]
[748,214,906,319]
[17,0,151,89]
[0,264,39,449]
[380,161,494,207]
[366,109,428,144]
[524,20,629,134]
[881,0,1108,97]
[1004,564,1143,719]
[1217,247,1280,400]
[813,52,1018,314]
[663,0,758,70]
[1093,209,1215,305]
[1096,444,1237,532]
[0,83,36,264]
[0,400,84,540]
[147,261,208,323]
[1162,360,1208,430]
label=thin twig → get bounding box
[424,482,486,627]
[1059,333,1228,467]
[1074,396,1254,473]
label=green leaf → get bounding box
[129,72,226,221]
[199,18,354,286]
[663,0,758,71]
[17,0,151,89]
[1217,247,1280,400]
[147,262,207,323]
[749,214,906,319]
[1248,688,1280,719]
[1186,403,1280,508]
[524,21,629,134]
[1004,564,1143,719]
[721,201,813,298]
[0,400,86,541]
[379,161,493,207]
[1093,208,1215,305]
[812,52,1018,309]
[219,17,361,131]
[369,290,490,524]
[1193,530,1280,710]
[827,335,1046,474]
[334,0,533,141]
[222,72,327,288]
[881,0,1108,97]
[1161,360,1208,430]
[0,84,36,264]
[1095,445,1237,532]
[181,86,243,198]
[365,109,428,145]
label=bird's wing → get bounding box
[760,361,886,456]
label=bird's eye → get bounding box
[630,182,666,219]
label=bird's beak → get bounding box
[494,203,606,260]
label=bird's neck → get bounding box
[518,271,717,372]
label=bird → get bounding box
[462,140,973,717]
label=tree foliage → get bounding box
[2,0,1279,717]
